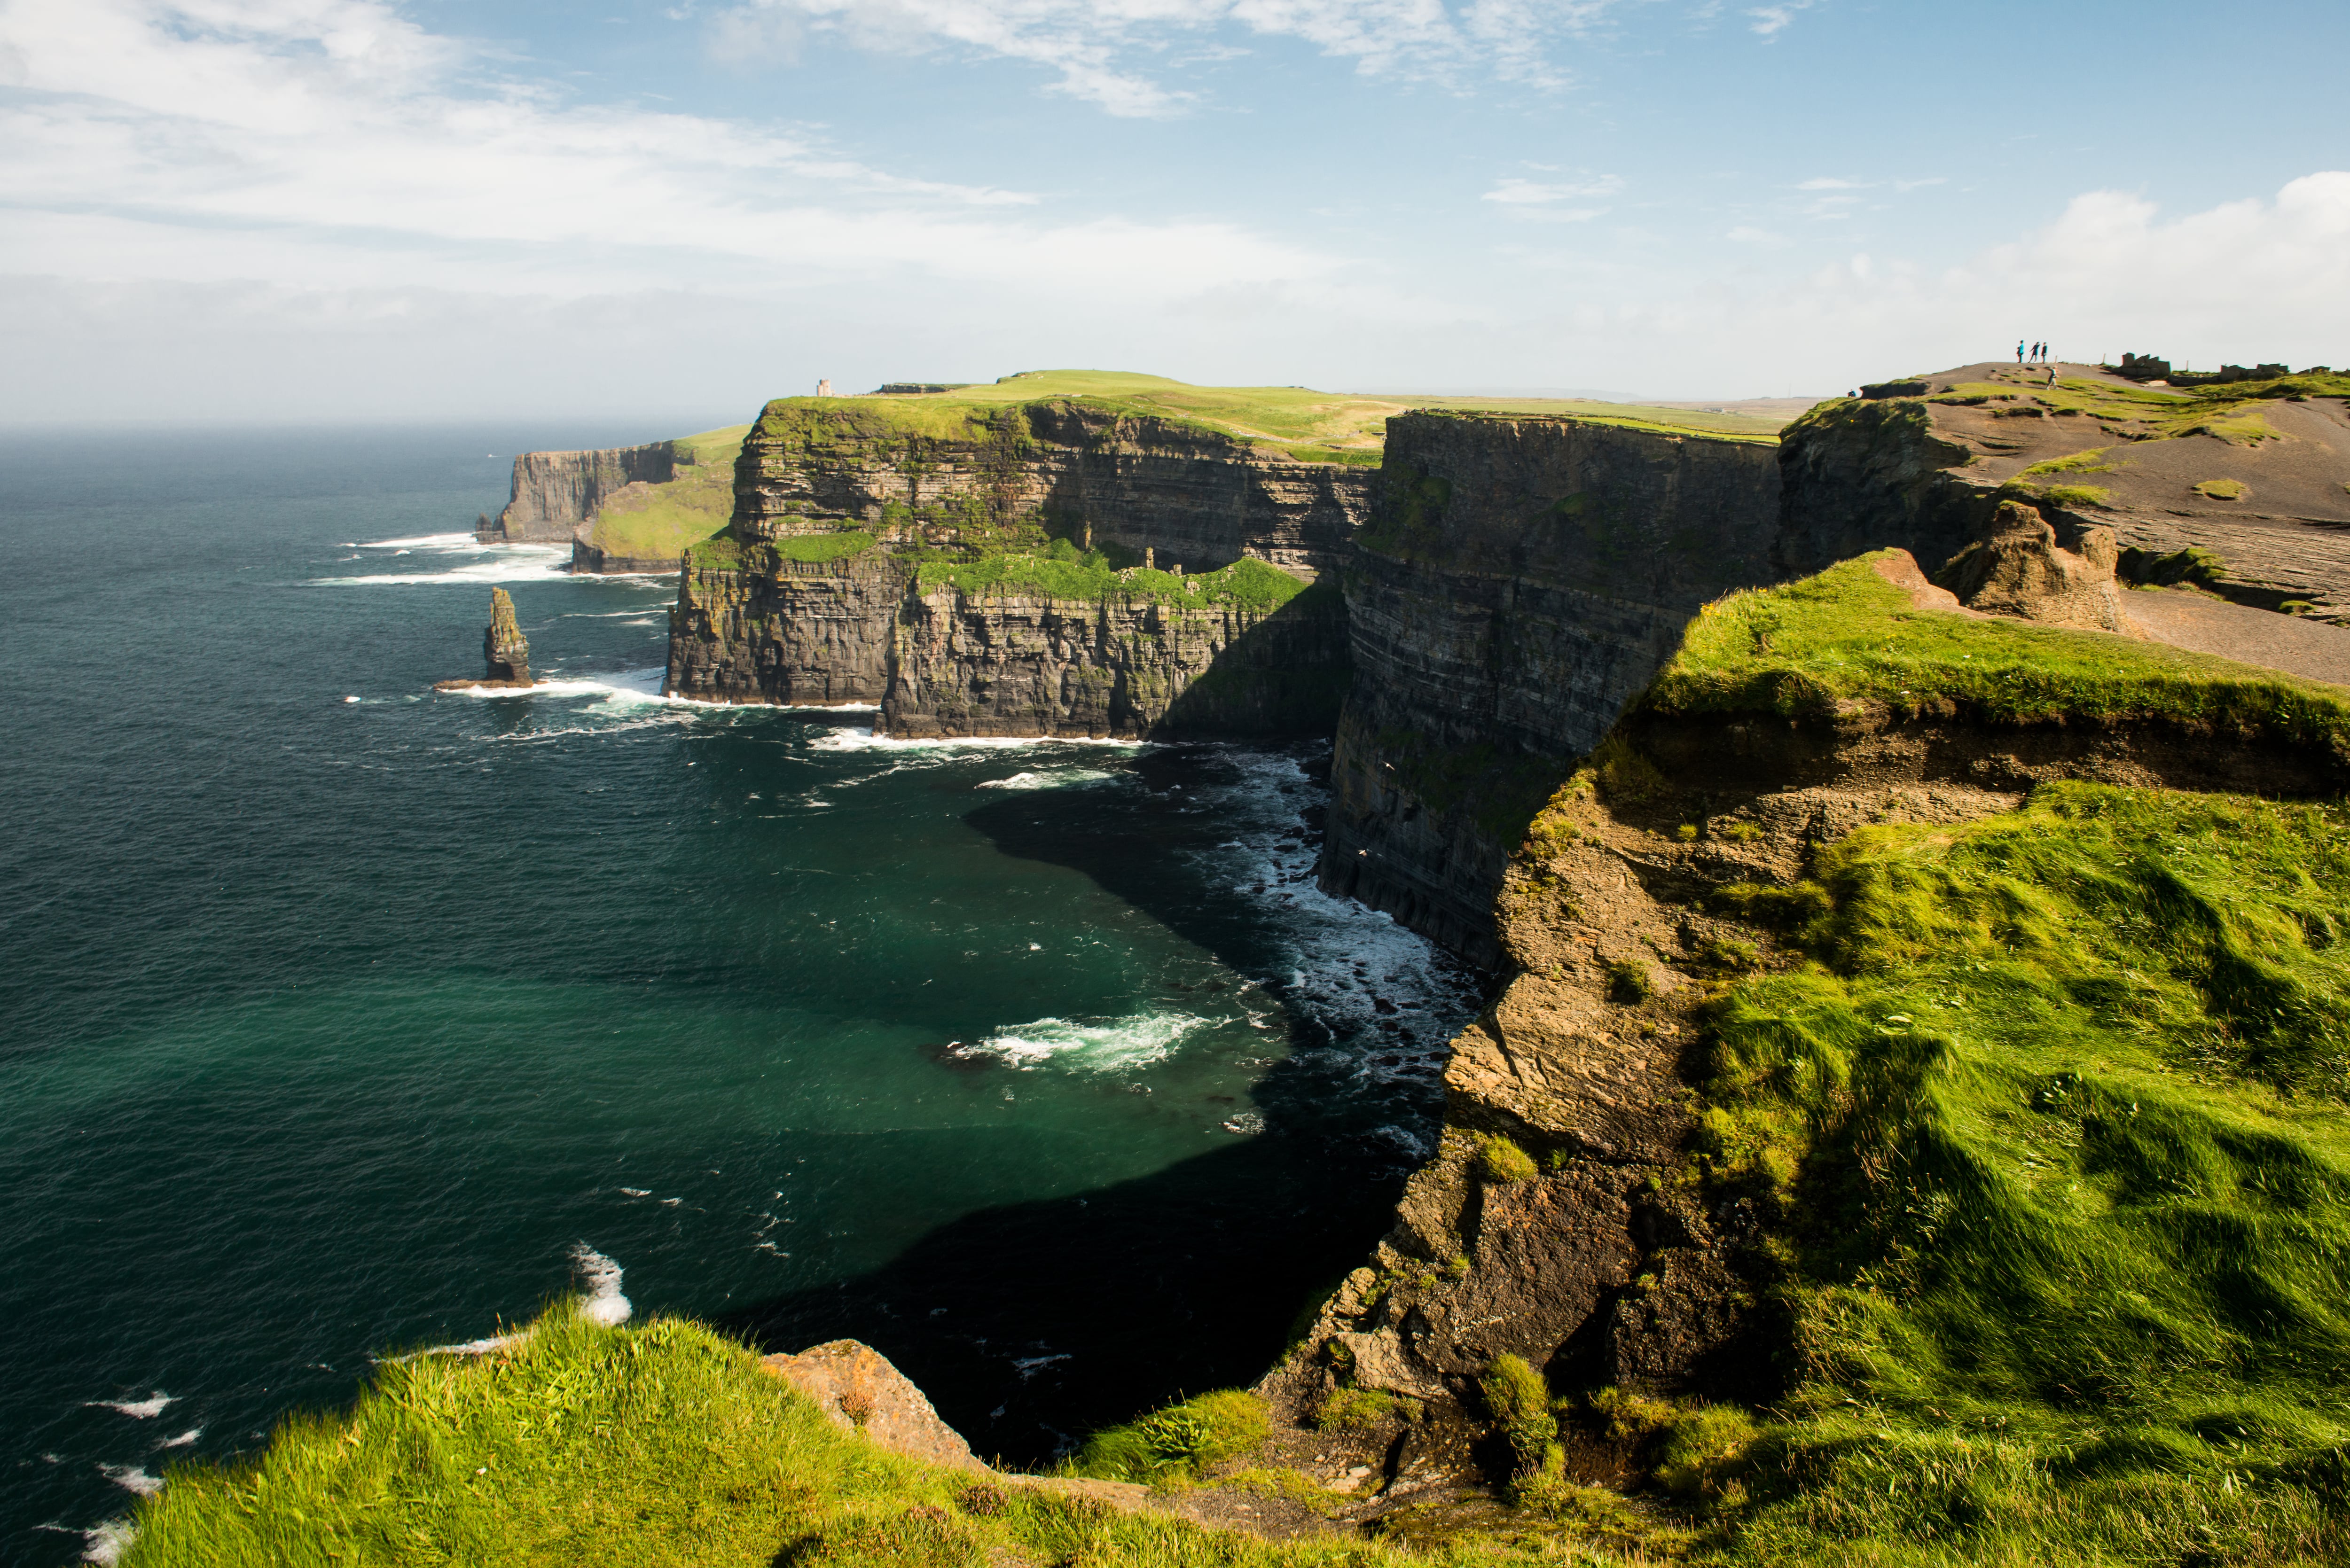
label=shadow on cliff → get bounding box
[1147,577,1352,741]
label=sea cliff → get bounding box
[480,441,681,545]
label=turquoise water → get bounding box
[0,429,1476,1560]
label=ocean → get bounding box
[0,427,1478,1562]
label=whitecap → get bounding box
[99,1465,161,1497]
[974,768,1120,791]
[572,1243,633,1327]
[158,1428,201,1449]
[355,532,479,549]
[952,1012,1206,1073]
[85,1393,173,1420]
[619,1186,651,1197]
[812,726,1144,753]
[83,1521,137,1566]
[1222,1110,1268,1135]
[317,539,571,586]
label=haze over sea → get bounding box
[0,428,1477,1563]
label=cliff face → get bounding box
[665,546,1349,740]
[1316,413,1783,966]
[884,579,1350,740]
[731,401,1372,575]
[483,442,681,545]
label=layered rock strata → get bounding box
[1316,413,1783,966]
[731,400,1373,575]
[666,544,1350,739]
[481,442,681,545]
[484,587,530,681]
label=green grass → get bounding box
[581,425,747,562]
[1067,1390,1273,1487]
[2197,479,2251,501]
[2018,449,2115,477]
[915,545,1312,613]
[671,423,752,467]
[1686,783,2350,1563]
[120,1308,1585,1568]
[1906,372,2350,446]
[743,370,1786,468]
[1645,554,2350,750]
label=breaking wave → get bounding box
[950,1012,1207,1073]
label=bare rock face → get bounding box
[761,1339,990,1473]
[481,443,681,545]
[484,588,532,681]
[1934,499,2142,635]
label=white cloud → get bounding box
[705,0,1616,115]
[1482,173,1622,204]
[1726,224,1787,245]
[0,0,1351,302]
[1746,0,1811,38]
[1797,176,1864,190]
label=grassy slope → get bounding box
[1532,557,2350,1563]
[122,1309,1553,1568]
[1690,785,2350,1565]
[584,424,750,563]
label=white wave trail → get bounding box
[573,1243,633,1327]
[99,1465,161,1497]
[82,1521,136,1566]
[953,1012,1205,1073]
[813,725,1144,754]
[973,769,1120,790]
[84,1393,172,1419]
[354,532,479,549]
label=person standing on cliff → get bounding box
[2018,340,2027,363]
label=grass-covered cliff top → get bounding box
[750,371,1790,466]
[116,1307,1549,1568]
[580,424,750,564]
[1647,553,2350,752]
[1683,781,2350,1563]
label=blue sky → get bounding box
[2,0,2345,423]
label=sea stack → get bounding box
[484,588,531,682]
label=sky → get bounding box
[1,0,2346,425]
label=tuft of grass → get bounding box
[1606,959,1656,1004]
[1066,1390,1271,1487]
[1312,1386,1415,1431]
[1690,782,2350,1562]
[1480,1355,1562,1479]
[2020,448,2115,477]
[2039,482,2111,509]
[1477,1133,1540,1185]
[1649,554,2350,755]
[2195,477,2250,500]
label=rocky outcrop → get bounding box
[482,442,681,545]
[762,1340,989,1473]
[667,551,907,708]
[1935,500,2142,634]
[730,400,1373,575]
[1316,413,1783,967]
[1778,361,2350,616]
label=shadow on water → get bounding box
[722,741,1474,1462]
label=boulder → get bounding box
[761,1339,990,1473]
[1934,500,2143,636]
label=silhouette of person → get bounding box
[2018,341,2027,363]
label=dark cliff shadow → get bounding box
[1150,577,1353,741]
[718,1114,1399,1465]
[720,733,1475,1463]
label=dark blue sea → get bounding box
[0,427,1476,1562]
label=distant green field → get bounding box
[582,424,746,563]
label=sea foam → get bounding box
[954,1012,1206,1073]
[83,1393,172,1420]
